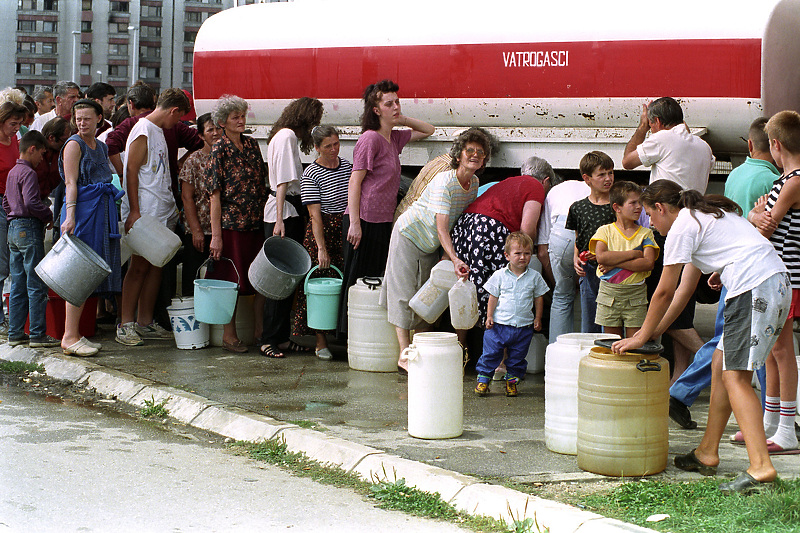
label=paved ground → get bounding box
[2,301,797,532]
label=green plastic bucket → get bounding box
[194,258,240,325]
[304,265,343,331]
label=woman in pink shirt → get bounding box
[338,80,434,335]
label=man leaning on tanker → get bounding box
[621,97,715,387]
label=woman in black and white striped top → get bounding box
[292,125,352,359]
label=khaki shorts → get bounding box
[595,281,648,328]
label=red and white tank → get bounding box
[193,0,800,170]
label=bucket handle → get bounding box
[362,277,382,290]
[401,343,418,362]
[197,257,240,286]
[636,360,661,373]
[304,264,343,294]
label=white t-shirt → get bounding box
[536,180,590,245]
[264,127,302,222]
[120,117,177,226]
[664,209,786,299]
[30,109,56,132]
[637,123,714,193]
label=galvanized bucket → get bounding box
[35,233,112,307]
[248,236,312,300]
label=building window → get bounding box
[186,11,203,23]
[110,1,129,12]
[42,42,57,54]
[17,0,36,9]
[16,63,33,75]
[183,71,193,84]
[80,43,92,54]
[43,0,57,9]
[141,5,162,17]
[140,25,161,38]
[80,65,90,76]
[184,31,197,43]
[183,51,193,63]
[108,65,127,78]
[141,67,161,79]
[17,20,36,32]
[17,41,35,53]
[108,43,128,56]
[81,21,92,32]
[43,64,57,76]
[82,0,92,9]
[42,20,57,32]
[111,23,128,33]
[140,46,161,59]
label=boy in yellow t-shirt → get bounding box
[589,181,659,338]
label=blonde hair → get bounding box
[0,87,25,106]
[504,231,533,255]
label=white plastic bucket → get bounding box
[448,278,479,329]
[125,215,181,267]
[544,333,619,455]
[404,332,463,439]
[409,260,458,323]
[167,297,209,349]
[347,277,399,372]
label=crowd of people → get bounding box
[1,78,798,494]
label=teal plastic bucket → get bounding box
[194,258,240,325]
[304,265,343,331]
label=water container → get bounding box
[167,297,210,349]
[194,258,239,325]
[577,347,669,477]
[409,260,458,323]
[544,333,619,455]
[347,277,399,372]
[209,295,256,346]
[125,214,182,267]
[304,265,343,331]
[35,233,112,307]
[525,333,547,374]
[448,278,478,329]
[404,332,463,439]
[249,236,312,300]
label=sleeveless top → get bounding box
[766,169,800,289]
[58,134,113,187]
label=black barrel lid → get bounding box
[594,338,664,354]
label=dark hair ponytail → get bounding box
[640,180,741,227]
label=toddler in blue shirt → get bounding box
[475,232,549,397]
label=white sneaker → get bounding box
[116,322,144,346]
[135,321,172,339]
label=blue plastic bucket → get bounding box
[304,265,343,331]
[194,258,239,325]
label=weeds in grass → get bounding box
[288,419,323,431]
[232,438,508,532]
[0,361,45,374]
[506,500,548,533]
[581,477,800,533]
[140,396,169,418]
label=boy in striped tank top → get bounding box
[750,110,800,453]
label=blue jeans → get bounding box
[669,287,767,408]
[0,198,10,323]
[579,260,601,333]
[7,218,47,339]
[476,323,534,382]
[548,218,577,342]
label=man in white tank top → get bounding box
[116,89,190,347]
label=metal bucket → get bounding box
[248,236,312,300]
[35,233,112,307]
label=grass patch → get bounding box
[140,396,169,418]
[0,361,45,374]
[232,438,515,532]
[581,477,800,533]
[287,419,324,431]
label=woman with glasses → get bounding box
[338,79,434,337]
[384,127,493,373]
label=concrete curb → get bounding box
[1,345,655,532]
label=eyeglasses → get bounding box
[464,147,487,158]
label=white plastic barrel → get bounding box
[409,261,458,323]
[544,333,619,455]
[347,277,399,372]
[209,295,256,346]
[405,332,463,439]
[577,347,669,477]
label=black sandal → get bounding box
[674,449,717,476]
[259,344,285,358]
[719,471,770,494]
[287,340,312,353]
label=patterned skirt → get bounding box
[291,212,344,336]
[451,212,510,327]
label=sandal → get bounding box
[222,339,248,353]
[63,337,99,357]
[315,347,333,361]
[287,340,312,353]
[719,471,771,494]
[674,449,717,476]
[259,344,285,358]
